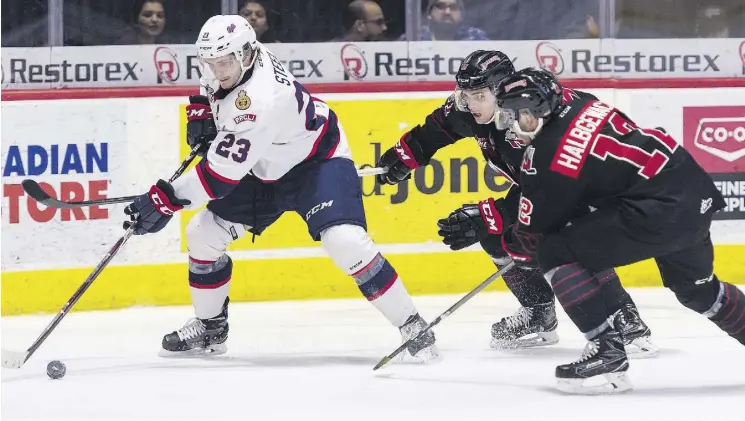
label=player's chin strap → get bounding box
[512,118,544,142]
[235,43,261,86]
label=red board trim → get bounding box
[3,78,745,101]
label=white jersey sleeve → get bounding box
[172,81,277,209]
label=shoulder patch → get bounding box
[233,113,257,124]
[443,94,456,116]
[235,90,251,110]
[520,145,537,175]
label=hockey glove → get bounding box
[123,180,191,235]
[376,132,427,185]
[186,95,218,157]
[437,198,510,251]
[500,225,541,269]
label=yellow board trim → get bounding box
[3,246,744,316]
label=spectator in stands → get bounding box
[116,0,174,44]
[695,5,730,37]
[562,13,600,38]
[332,0,388,42]
[409,0,487,40]
[239,1,280,43]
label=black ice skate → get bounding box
[617,302,659,359]
[159,298,230,357]
[490,302,559,349]
[556,316,632,395]
[398,313,440,363]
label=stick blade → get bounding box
[2,349,29,369]
[373,356,392,371]
[21,179,76,208]
[21,179,56,204]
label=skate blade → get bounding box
[490,330,559,350]
[556,372,633,395]
[158,343,227,358]
[625,336,660,359]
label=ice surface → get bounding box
[2,288,744,421]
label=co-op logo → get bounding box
[154,46,180,84]
[535,41,565,75]
[340,43,368,81]
[694,116,745,162]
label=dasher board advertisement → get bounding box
[3,38,744,89]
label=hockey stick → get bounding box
[21,166,389,209]
[372,261,516,371]
[1,146,202,370]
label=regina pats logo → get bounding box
[340,43,368,81]
[683,106,745,173]
[154,46,180,84]
[535,41,565,75]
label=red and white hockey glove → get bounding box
[437,198,510,250]
[376,132,428,185]
[123,180,191,235]
[186,95,217,157]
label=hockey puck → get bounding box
[46,360,66,379]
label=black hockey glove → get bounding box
[500,224,541,269]
[437,198,510,251]
[186,95,218,157]
[376,132,428,185]
[123,180,191,235]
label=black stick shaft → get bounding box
[17,146,201,366]
[372,261,516,371]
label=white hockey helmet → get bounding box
[196,15,259,93]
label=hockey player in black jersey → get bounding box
[375,50,655,357]
[493,68,745,394]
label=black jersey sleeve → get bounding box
[406,93,477,161]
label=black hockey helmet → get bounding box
[495,68,563,137]
[456,50,514,91]
[496,68,563,118]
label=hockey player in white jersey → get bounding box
[122,15,439,361]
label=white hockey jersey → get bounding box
[172,44,351,209]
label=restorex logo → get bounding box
[6,59,140,84]
[534,42,720,75]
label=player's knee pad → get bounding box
[669,275,722,315]
[321,224,378,274]
[186,210,246,290]
[186,209,248,261]
[321,224,397,300]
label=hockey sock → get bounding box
[499,262,555,307]
[707,281,745,345]
[353,253,416,327]
[546,263,626,339]
[188,254,232,319]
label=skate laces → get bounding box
[400,316,425,340]
[176,318,206,341]
[504,307,533,330]
[574,340,600,364]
